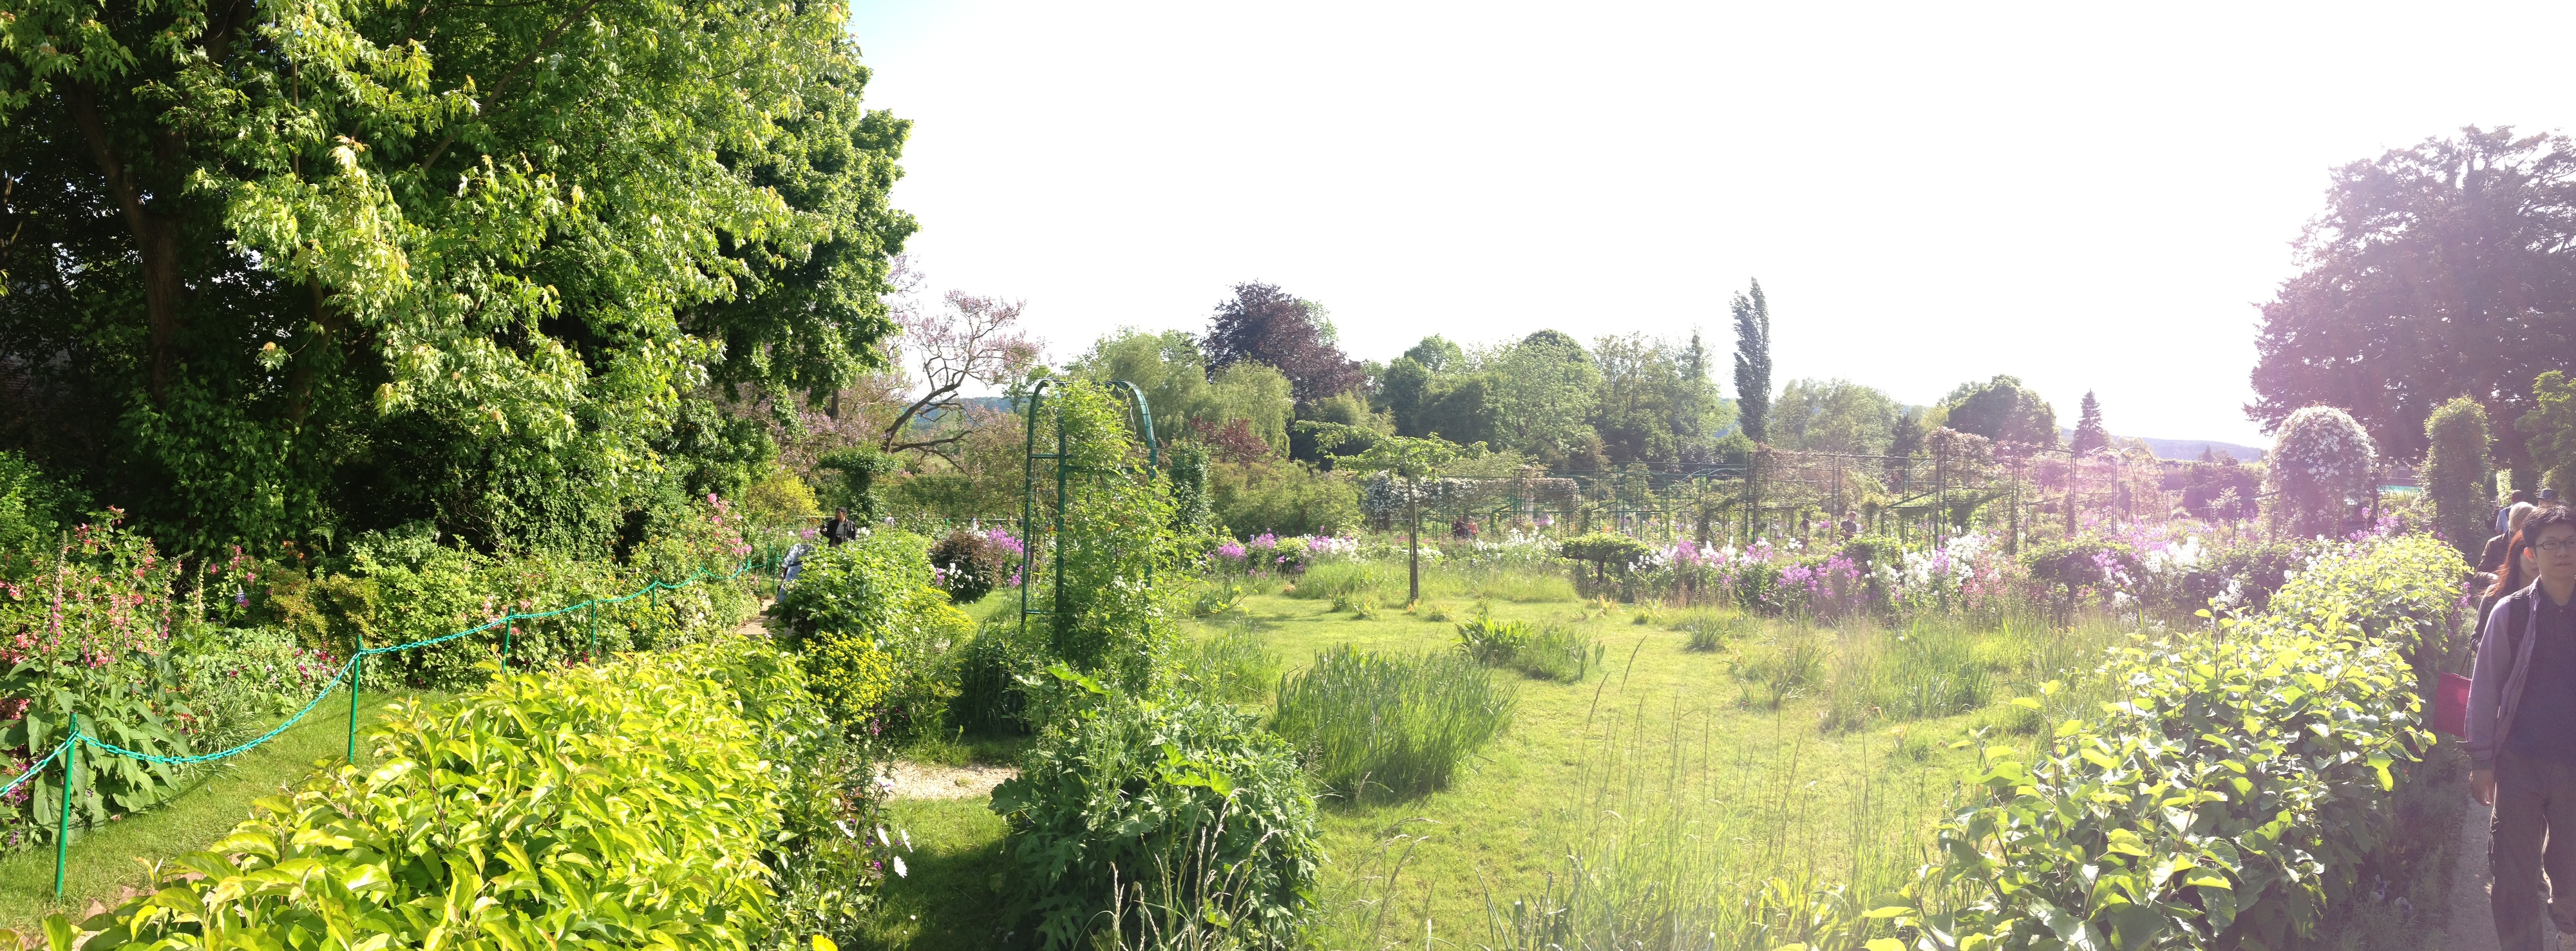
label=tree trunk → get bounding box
[1407,500,1421,605]
[64,82,185,406]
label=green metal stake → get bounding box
[52,717,76,898]
[348,635,365,762]
[651,586,661,637]
[586,603,598,662]
[502,615,513,669]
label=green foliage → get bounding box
[2020,536,2143,601]
[1771,378,1899,455]
[2524,370,2576,502]
[1558,532,1653,588]
[772,532,969,736]
[819,446,901,522]
[1176,624,1280,706]
[1732,280,1774,443]
[2262,533,2467,656]
[2268,405,2380,538]
[1213,462,1361,538]
[62,637,883,951]
[1271,645,1518,800]
[1942,374,2059,447]
[927,527,1012,604]
[2176,539,2310,616]
[2070,390,2111,455]
[1894,536,2447,950]
[1488,331,1602,464]
[1041,381,1187,693]
[990,670,1321,949]
[1587,332,1734,466]
[1511,625,1604,683]
[0,452,90,576]
[0,0,911,554]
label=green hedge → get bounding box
[59,637,879,951]
[1892,535,2459,950]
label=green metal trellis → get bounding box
[1018,379,1158,638]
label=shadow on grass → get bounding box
[867,798,1015,950]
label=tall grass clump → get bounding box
[1423,563,1579,603]
[1291,561,1394,602]
[1667,607,1742,648]
[1512,625,1604,683]
[1271,645,1518,800]
[1732,624,1825,708]
[1177,621,1280,704]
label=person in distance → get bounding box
[2468,504,2576,951]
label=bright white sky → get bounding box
[844,1,2576,449]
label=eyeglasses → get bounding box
[2538,539,2576,553]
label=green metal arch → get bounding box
[1018,379,1159,637]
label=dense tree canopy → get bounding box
[1589,332,1732,466]
[1942,375,2059,447]
[0,0,913,554]
[2249,126,2576,475]
[1201,282,1361,404]
[1770,378,1897,456]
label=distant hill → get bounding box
[2059,428,2266,462]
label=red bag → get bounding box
[2434,672,2472,738]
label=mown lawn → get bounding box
[868,590,2073,949]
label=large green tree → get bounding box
[2249,127,2576,484]
[1770,378,1897,456]
[1488,330,1599,466]
[1588,332,1732,466]
[0,0,913,553]
[1942,375,2059,447]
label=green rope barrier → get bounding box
[28,554,766,899]
[53,715,75,898]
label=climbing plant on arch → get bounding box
[1017,380,1182,693]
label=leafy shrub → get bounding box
[2175,538,2311,616]
[773,532,971,737]
[992,670,1321,949]
[1043,381,1188,693]
[1454,610,1532,663]
[167,626,341,750]
[1272,645,1518,799]
[950,618,1046,734]
[2020,536,2143,607]
[64,637,894,951]
[1892,536,2444,950]
[928,526,1014,604]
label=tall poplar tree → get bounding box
[1730,279,1773,444]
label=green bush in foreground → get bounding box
[1894,536,2447,950]
[773,532,970,737]
[62,637,892,951]
[991,668,1321,950]
[1273,645,1517,798]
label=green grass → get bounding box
[0,686,439,928]
[862,589,2134,949]
[1273,645,1518,800]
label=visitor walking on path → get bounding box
[2503,490,2537,536]
[2467,505,2576,951]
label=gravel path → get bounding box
[880,761,1016,800]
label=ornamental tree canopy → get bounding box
[0,0,913,552]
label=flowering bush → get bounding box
[2269,405,2378,538]
[1207,533,1358,576]
[929,525,1021,603]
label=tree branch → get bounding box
[415,0,604,173]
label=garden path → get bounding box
[2443,798,2554,951]
[732,609,1017,802]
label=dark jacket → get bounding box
[822,516,860,545]
[2468,583,2561,768]
[2483,533,2514,574]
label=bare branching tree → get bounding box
[878,289,1042,464]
